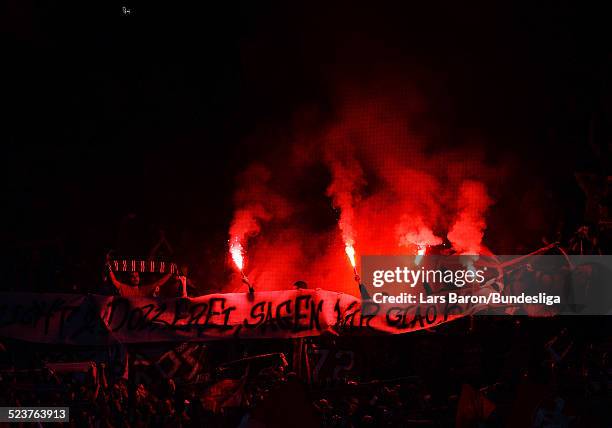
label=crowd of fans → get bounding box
[2,314,612,426]
[1,174,611,426]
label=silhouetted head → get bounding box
[129,271,140,286]
[293,280,308,289]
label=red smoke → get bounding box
[396,216,443,251]
[226,91,500,294]
[447,181,493,255]
[228,164,292,275]
[324,135,366,269]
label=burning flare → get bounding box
[230,239,244,271]
[415,244,427,265]
[344,242,361,283]
[345,243,356,269]
[229,238,255,293]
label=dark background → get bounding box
[3,1,611,292]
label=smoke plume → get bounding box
[226,89,500,294]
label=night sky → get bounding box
[3,1,610,291]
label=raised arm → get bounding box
[150,271,173,290]
[107,265,128,291]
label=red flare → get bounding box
[229,238,244,271]
[345,242,361,283]
[345,243,356,269]
[415,244,427,265]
